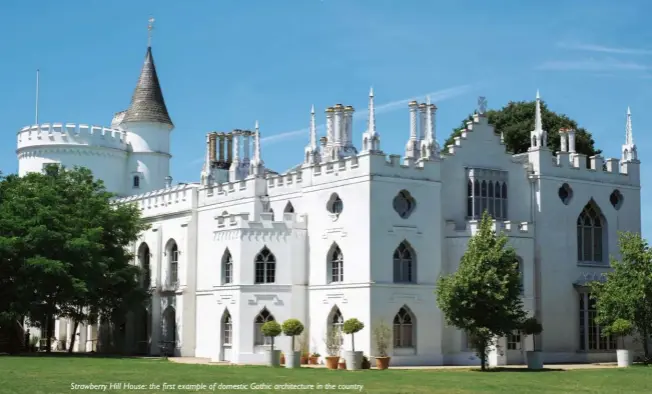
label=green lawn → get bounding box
[0,355,650,394]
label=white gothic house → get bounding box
[16,43,643,366]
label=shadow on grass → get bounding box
[473,367,565,373]
[0,352,159,360]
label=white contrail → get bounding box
[260,84,474,144]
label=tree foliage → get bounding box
[0,166,149,352]
[444,100,600,156]
[435,211,526,370]
[590,232,652,360]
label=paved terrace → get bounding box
[167,357,619,370]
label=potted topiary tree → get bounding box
[323,330,341,370]
[261,321,282,367]
[608,319,634,367]
[342,318,365,370]
[372,319,391,370]
[281,318,304,369]
[521,317,544,370]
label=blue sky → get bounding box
[1,0,651,233]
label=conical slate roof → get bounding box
[122,47,173,126]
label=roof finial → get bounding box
[534,89,542,132]
[309,105,317,149]
[626,106,633,145]
[254,121,261,163]
[147,17,155,47]
[368,86,376,135]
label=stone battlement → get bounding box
[115,183,198,216]
[17,123,128,151]
[445,219,534,238]
[215,211,308,231]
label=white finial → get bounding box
[254,122,261,163]
[626,107,633,145]
[309,105,317,149]
[368,87,376,136]
[147,17,155,47]
[534,90,542,132]
[426,95,431,105]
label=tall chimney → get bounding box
[325,108,334,146]
[243,130,251,162]
[209,132,217,162]
[218,133,226,163]
[344,106,354,146]
[418,103,427,141]
[226,132,234,163]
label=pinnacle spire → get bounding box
[626,106,633,145]
[534,90,542,132]
[309,105,317,149]
[368,86,376,135]
[122,46,173,127]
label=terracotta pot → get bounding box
[300,356,309,364]
[280,354,285,365]
[325,356,339,370]
[338,361,346,369]
[309,356,319,365]
[375,356,391,370]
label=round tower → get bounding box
[120,45,174,194]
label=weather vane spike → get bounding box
[147,17,155,47]
[477,96,487,115]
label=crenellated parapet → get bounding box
[17,123,128,152]
[215,211,308,232]
[445,219,534,238]
[114,183,198,217]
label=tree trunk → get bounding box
[478,343,487,371]
[271,336,275,352]
[291,336,295,352]
[642,327,649,359]
[45,312,52,353]
[352,334,355,352]
[68,320,79,353]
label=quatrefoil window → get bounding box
[393,190,417,219]
[558,183,573,205]
[609,190,623,210]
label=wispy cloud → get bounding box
[557,42,652,55]
[536,58,649,72]
[261,84,474,144]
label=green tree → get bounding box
[435,211,526,370]
[444,100,600,156]
[0,166,149,353]
[590,232,652,360]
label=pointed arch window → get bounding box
[254,308,275,345]
[393,306,415,348]
[328,307,344,345]
[284,201,295,213]
[255,247,276,284]
[138,243,151,289]
[577,201,606,264]
[162,306,176,355]
[222,310,232,345]
[167,241,179,287]
[393,241,416,283]
[222,249,233,284]
[328,244,344,283]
